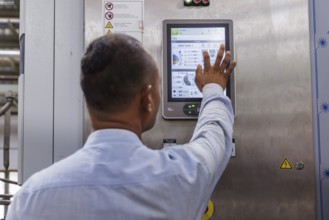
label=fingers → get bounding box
[195,64,203,91]
[197,44,236,91]
[220,51,231,73]
[213,44,225,71]
[225,60,237,78]
[203,51,211,72]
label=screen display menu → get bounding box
[162,20,234,119]
[168,25,228,101]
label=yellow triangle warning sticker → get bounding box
[106,30,112,36]
[280,158,292,169]
[105,21,113,28]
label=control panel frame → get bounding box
[162,19,235,119]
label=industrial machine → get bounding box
[17,0,329,219]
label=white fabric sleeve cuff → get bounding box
[202,83,225,99]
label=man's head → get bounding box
[81,34,160,134]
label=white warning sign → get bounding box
[103,0,144,42]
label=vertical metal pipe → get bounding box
[3,105,11,216]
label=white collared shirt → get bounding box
[7,83,234,220]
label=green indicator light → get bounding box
[184,0,193,3]
[192,105,195,108]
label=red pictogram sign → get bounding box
[105,11,114,20]
[105,2,114,10]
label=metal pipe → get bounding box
[0,91,16,116]
[0,178,18,185]
[0,195,12,198]
[0,102,12,116]
[0,200,10,206]
[0,90,17,217]
[4,107,10,171]
[2,94,11,216]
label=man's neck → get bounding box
[91,118,143,139]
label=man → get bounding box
[7,33,236,220]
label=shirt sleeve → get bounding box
[188,83,234,186]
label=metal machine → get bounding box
[18,0,329,219]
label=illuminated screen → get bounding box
[167,24,230,101]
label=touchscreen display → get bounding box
[168,25,228,101]
[162,20,234,119]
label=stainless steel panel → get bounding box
[85,0,315,219]
[19,0,55,184]
[53,0,84,162]
[19,0,86,184]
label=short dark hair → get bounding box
[81,34,156,112]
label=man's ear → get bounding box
[141,85,153,113]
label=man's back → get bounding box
[7,128,221,220]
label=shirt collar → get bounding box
[84,129,142,148]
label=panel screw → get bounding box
[295,162,304,170]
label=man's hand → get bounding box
[195,44,237,91]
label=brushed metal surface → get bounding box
[85,0,315,219]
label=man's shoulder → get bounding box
[19,150,86,194]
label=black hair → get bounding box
[81,33,155,112]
